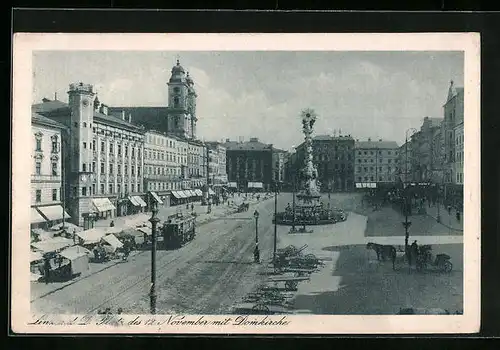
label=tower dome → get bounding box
[171,59,185,74]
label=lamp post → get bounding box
[149,201,160,314]
[253,210,260,263]
[291,176,296,232]
[403,127,417,261]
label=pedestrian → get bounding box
[43,257,51,284]
[110,220,115,227]
[191,203,194,212]
[410,240,419,267]
[456,209,461,222]
[447,205,452,215]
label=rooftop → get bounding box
[223,138,273,151]
[31,112,68,130]
[355,140,399,149]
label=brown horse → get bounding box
[366,242,397,270]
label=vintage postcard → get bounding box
[11,33,480,334]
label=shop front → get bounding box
[31,207,48,230]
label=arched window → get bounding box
[174,96,180,107]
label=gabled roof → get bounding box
[32,112,68,130]
[355,140,399,149]
[93,111,144,132]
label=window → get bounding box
[109,184,113,194]
[82,187,87,196]
[132,184,135,193]
[92,140,96,150]
[110,144,114,154]
[137,166,141,176]
[92,184,96,195]
[132,148,135,157]
[74,122,78,127]
[36,190,41,202]
[370,176,374,181]
[52,189,57,201]
[34,161,41,175]
[100,184,105,194]
[174,96,180,107]
[131,166,135,176]
[370,167,374,171]
[51,162,57,176]
[358,159,361,163]
[388,159,392,164]
[357,177,361,181]
[51,137,59,153]
[83,122,87,128]
[370,159,373,163]
[379,167,382,171]
[82,163,87,172]
[125,165,128,175]
[100,162,105,174]
[379,177,383,181]
[109,164,113,174]
[125,146,128,157]
[364,159,367,163]
[137,184,141,193]
[117,184,121,194]
[92,162,96,173]
[118,165,122,175]
[388,151,392,155]
[364,177,368,181]
[35,138,42,151]
[125,184,128,194]
[118,145,122,155]
[101,141,105,152]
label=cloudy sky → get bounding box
[33,51,463,150]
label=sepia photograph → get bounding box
[11,33,480,334]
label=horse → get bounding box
[366,242,397,270]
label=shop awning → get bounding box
[171,191,181,199]
[128,196,140,206]
[102,234,123,250]
[228,182,237,188]
[31,208,47,224]
[194,189,203,196]
[149,191,164,204]
[37,205,71,222]
[187,190,197,197]
[31,237,74,254]
[76,228,107,244]
[177,191,188,198]
[92,198,116,212]
[134,196,147,207]
[59,245,91,260]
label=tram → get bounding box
[160,213,196,249]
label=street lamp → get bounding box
[149,201,161,314]
[273,180,278,264]
[253,210,260,263]
[403,127,417,263]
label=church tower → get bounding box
[167,59,197,139]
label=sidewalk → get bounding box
[425,203,463,232]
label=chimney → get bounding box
[42,98,51,103]
[128,113,132,123]
[121,110,126,120]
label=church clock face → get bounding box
[82,99,89,107]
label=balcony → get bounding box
[31,174,62,182]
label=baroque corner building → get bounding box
[33,82,146,227]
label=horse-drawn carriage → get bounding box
[161,213,196,250]
[416,245,453,273]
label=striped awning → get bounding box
[31,208,47,224]
[194,189,203,196]
[149,191,164,204]
[171,191,182,199]
[133,196,147,207]
[128,196,140,206]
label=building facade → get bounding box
[272,148,288,186]
[355,139,400,188]
[31,112,69,228]
[410,117,444,183]
[33,83,146,227]
[294,135,355,192]
[206,142,228,185]
[224,138,273,191]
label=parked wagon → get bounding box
[161,213,196,250]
